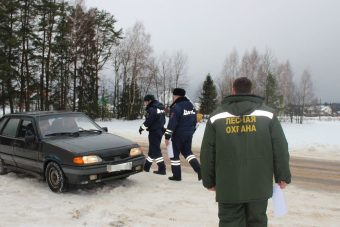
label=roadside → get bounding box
[137,140,340,193]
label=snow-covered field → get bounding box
[97,118,340,161]
[1,117,340,226]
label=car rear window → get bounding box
[1,118,20,137]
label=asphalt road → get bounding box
[289,156,340,193]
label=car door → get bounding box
[0,117,20,167]
[12,118,42,172]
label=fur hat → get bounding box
[143,94,155,101]
[172,88,186,96]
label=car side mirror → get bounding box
[102,127,108,132]
[25,134,36,144]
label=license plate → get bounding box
[107,162,132,172]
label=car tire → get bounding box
[0,159,8,175]
[45,162,67,193]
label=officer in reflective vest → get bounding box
[139,94,166,175]
[164,88,201,181]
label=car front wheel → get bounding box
[45,162,67,193]
[0,159,8,175]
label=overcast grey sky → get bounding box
[86,0,340,102]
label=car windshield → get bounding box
[37,113,102,138]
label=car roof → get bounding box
[2,111,84,119]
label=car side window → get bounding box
[0,117,8,134]
[17,120,36,138]
[1,118,21,137]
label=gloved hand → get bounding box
[139,126,144,135]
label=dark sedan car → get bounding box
[0,111,145,192]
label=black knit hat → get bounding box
[172,88,186,96]
[143,94,155,101]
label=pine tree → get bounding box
[265,73,282,112]
[0,1,122,115]
[52,1,73,110]
[0,0,21,113]
[18,0,40,112]
[199,74,217,115]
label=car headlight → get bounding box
[73,155,102,165]
[130,147,142,157]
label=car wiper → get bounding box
[45,132,80,137]
[78,129,102,134]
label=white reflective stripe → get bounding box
[171,163,181,166]
[157,109,165,114]
[185,155,195,161]
[210,112,236,123]
[210,109,274,124]
[187,156,196,162]
[249,110,273,119]
[171,160,180,163]
[166,129,173,133]
[155,157,163,161]
[156,158,164,163]
[146,157,154,162]
[141,124,147,130]
[188,157,196,162]
[186,155,196,162]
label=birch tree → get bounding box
[114,22,153,119]
[298,69,314,124]
[276,61,295,107]
[172,50,188,88]
[219,49,239,99]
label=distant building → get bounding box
[320,105,332,115]
[305,105,333,116]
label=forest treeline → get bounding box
[0,0,124,118]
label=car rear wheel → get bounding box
[45,162,67,193]
[0,159,8,175]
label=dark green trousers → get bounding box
[218,200,268,227]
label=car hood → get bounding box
[44,133,136,154]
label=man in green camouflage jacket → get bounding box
[200,77,291,227]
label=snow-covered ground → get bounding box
[1,170,339,227]
[1,117,340,226]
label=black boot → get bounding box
[144,160,152,172]
[197,168,202,181]
[188,158,201,181]
[169,164,181,181]
[153,161,166,175]
[168,176,181,181]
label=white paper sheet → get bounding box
[167,140,174,158]
[272,184,288,217]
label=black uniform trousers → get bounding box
[144,130,165,172]
[170,133,200,179]
[218,200,268,227]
